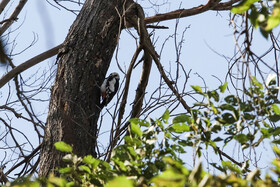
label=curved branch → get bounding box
[0,44,62,88]
[144,0,240,25]
[126,3,192,113]
[131,51,152,118]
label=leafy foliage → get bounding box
[5,76,280,186]
[232,0,280,37]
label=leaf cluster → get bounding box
[231,0,280,37]
[5,76,280,186]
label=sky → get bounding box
[0,0,278,180]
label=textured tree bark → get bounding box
[39,0,133,177]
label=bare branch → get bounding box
[126,3,192,113]
[4,143,42,177]
[104,46,142,161]
[0,168,8,184]
[131,51,152,118]
[116,46,142,127]
[0,0,27,36]
[0,44,62,88]
[0,0,10,15]
[144,0,229,25]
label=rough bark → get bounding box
[39,0,133,176]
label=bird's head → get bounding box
[110,72,120,80]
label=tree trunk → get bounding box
[39,0,133,176]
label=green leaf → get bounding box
[162,109,170,123]
[101,161,112,171]
[79,165,91,173]
[151,169,185,187]
[54,141,73,153]
[48,174,67,186]
[266,74,277,86]
[272,104,280,115]
[66,182,75,187]
[234,134,248,144]
[127,146,136,157]
[211,123,222,133]
[172,114,191,124]
[107,176,133,187]
[270,127,280,136]
[249,5,259,28]
[231,0,259,14]
[224,95,238,106]
[260,128,270,138]
[208,90,220,102]
[273,145,280,157]
[129,118,149,127]
[222,113,236,123]
[219,82,228,93]
[113,159,127,171]
[272,139,280,144]
[191,85,204,95]
[213,137,223,142]
[59,167,72,174]
[210,163,226,173]
[260,27,269,38]
[269,115,280,122]
[244,113,256,120]
[178,140,192,146]
[83,155,100,169]
[222,161,241,174]
[169,123,190,133]
[220,104,236,111]
[266,3,280,31]
[251,76,263,89]
[130,122,143,137]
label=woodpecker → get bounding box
[100,72,120,107]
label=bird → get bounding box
[100,72,120,107]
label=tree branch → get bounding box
[131,51,152,118]
[0,0,27,35]
[0,0,240,90]
[0,0,10,15]
[4,143,42,177]
[127,3,192,113]
[0,44,62,88]
[144,0,240,25]
[105,46,142,162]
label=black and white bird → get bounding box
[100,72,120,107]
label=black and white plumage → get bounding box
[100,72,120,107]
